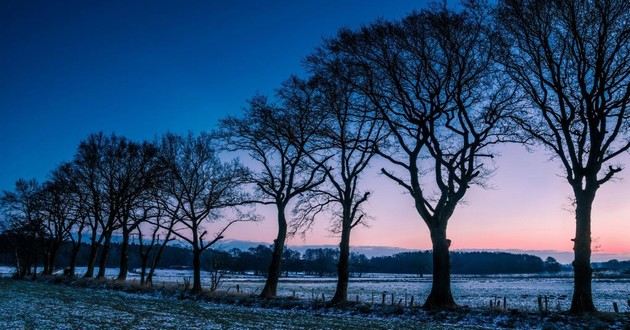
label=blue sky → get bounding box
[1,0,424,190]
[2,1,628,255]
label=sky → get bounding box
[1,0,629,257]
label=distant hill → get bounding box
[75,235,629,264]
[213,239,413,258]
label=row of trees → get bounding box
[0,133,256,292]
[0,238,563,277]
[1,1,629,314]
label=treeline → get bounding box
[1,1,629,313]
[0,239,562,276]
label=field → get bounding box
[2,266,630,313]
[47,267,629,313]
[0,279,483,330]
[0,277,629,329]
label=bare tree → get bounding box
[114,141,162,281]
[218,77,326,298]
[159,132,255,293]
[0,179,45,278]
[496,0,630,314]
[73,133,107,278]
[39,164,78,275]
[134,190,175,286]
[292,65,385,304]
[326,5,514,309]
[65,163,89,277]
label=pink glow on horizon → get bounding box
[224,146,630,255]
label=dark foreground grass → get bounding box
[1,278,628,329]
[0,278,471,330]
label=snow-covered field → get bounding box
[2,266,627,313]
[0,279,480,329]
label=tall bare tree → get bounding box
[159,132,255,293]
[73,133,107,278]
[292,65,385,304]
[115,141,162,281]
[218,77,327,298]
[496,0,630,313]
[326,5,514,309]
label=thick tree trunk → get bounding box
[260,205,287,298]
[424,226,456,309]
[331,222,351,305]
[117,229,130,281]
[570,192,597,314]
[96,232,112,279]
[192,246,202,293]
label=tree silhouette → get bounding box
[0,179,45,278]
[292,63,385,304]
[496,0,630,314]
[218,77,326,298]
[39,164,78,275]
[158,132,255,293]
[325,5,515,309]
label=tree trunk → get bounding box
[117,229,130,281]
[46,242,60,275]
[424,226,456,309]
[43,251,50,275]
[96,232,112,279]
[84,231,99,278]
[69,244,81,277]
[140,254,149,286]
[192,246,202,293]
[260,205,287,298]
[147,239,169,287]
[147,235,170,286]
[570,192,597,314]
[331,222,351,305]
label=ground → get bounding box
[0,279,475,330]
[0,278,627,329]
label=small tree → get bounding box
[159,132,255,293]
[0,179,46,278]
[218,77,326,298]
[39,164,78,275]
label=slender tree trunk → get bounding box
[46,243,60,275]
[260,205,287,298]
[96,232,112,279]
[84,231,99,278]
[117,229,130,281]
[424,225,456,309]
[69,243,81,277]
[331,221,351,305]
[139,254,149,285]
[147,240,169,287]
[192,246,202,293]
[570,191,597,313]
[43,251,50,275]
[14,249,23,279]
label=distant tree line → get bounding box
[0,238,563,276]
[1,1,629,314]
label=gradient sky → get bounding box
[1,0,628,257]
